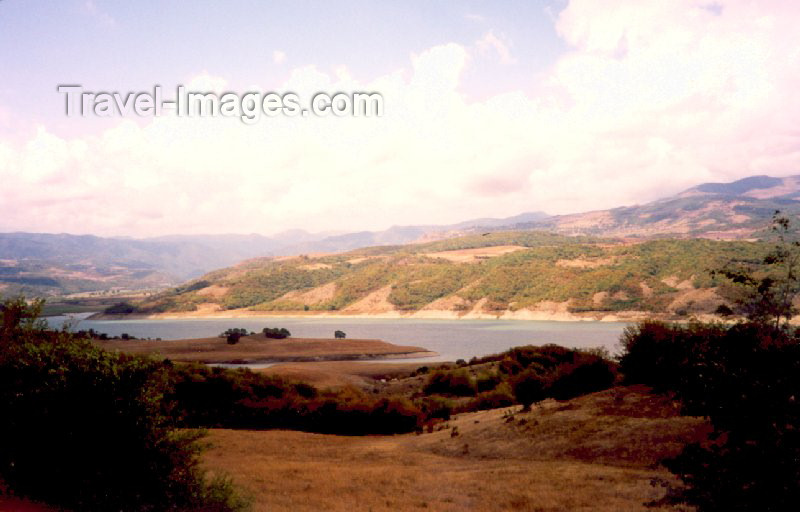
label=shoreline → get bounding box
[88,309,727,323]
[94,336,438,365]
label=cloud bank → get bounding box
[2,0,799,236]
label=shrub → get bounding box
[475,370,502,392]
[103,301,137,315]
[467,383,515,411]
[0,304,245,511]
[619,319,800,510]
[220,327,249,339]
[547,354,616,401]
[415,395,454,421]
[263,327,291,339]
[422,368,476,396]
[168,364,423,435]
[511,370,549,411]
[618,320,725,392]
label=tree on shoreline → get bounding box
[714,210,800,329]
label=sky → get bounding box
[1,0,799,237]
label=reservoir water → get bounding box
[49,315,631,362]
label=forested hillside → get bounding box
[117,232,770,320]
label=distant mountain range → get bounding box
[0,213,548,296]
[2,174,799,297]
[524,175,800,239]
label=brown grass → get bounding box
[424,245,527,263]
[203,386,702,511]
[95,337,436,364]
[258,361,427,389]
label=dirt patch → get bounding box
[280,282,337,304]
[193,303,224,314]
[196,285,229,298]
[258,361,426,390]
[667,288,722,314]
[556,257,616,269]
[299,263,332,270]
[341,285,397,314]
[424,245,527,263]
[661,276,694,290]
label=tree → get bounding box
[511,370,547,412]
[263,327,290,339]
[334,330,346,339]
[0,296,46,348]
[0,297,247,511]
[714,211,800,329]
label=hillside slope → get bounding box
[525,175,800,239]
[119,231,769,320]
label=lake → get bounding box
[50,315,632,362]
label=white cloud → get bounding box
[2,0,800,237]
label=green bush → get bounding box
[467,383,515,411]
[168,364,423,435]
[263,327,291,339]
[0,299,245,511]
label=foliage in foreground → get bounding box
[420,345,617,412]
[619,320,800,511]
[169,364,421,435]
[0,297,249,512]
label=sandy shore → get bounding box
[91,308,677,322]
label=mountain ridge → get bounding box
[4,173,800,297]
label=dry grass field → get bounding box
[95,336,435,364]
[203,386,706,511]
[258,361,427,389]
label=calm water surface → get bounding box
[50,315,631,362]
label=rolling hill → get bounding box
[5,173,800,299]
[114,231,771,320]
[523,175,800,238]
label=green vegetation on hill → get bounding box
[122,231,774,318]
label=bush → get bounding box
[475,370,502,393]
[618,320,725,392]
[102,301,137,315]
[511,370,549,411]
[0,303,245,511]
[263,327,291,339]
[422,368,476,396]
[168,364,423,435]
[619,320,800,510]
[220,327,249,339]
[547,354,616,400]
[467,383,515,411]
[415,395,454,421]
